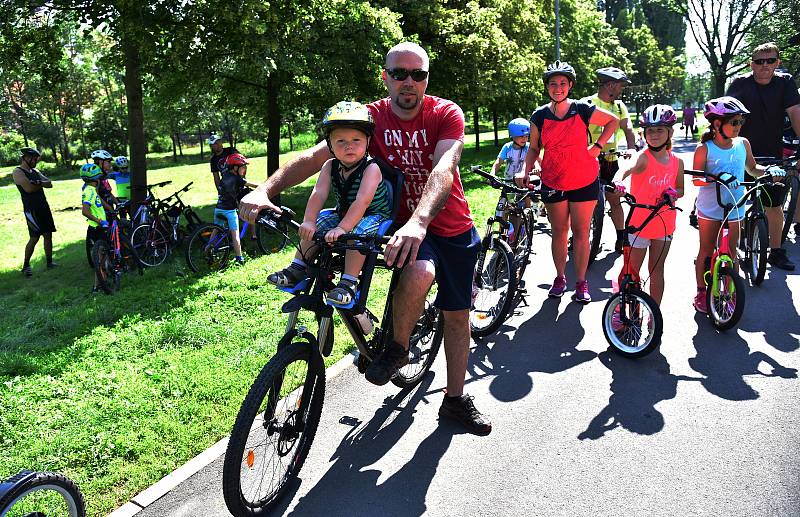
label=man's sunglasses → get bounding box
[725,118,746,127]
[753,57,778,65]
[385,68,429,82]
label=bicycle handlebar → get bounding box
[471,166,540,194]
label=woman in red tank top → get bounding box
[620,105,684,304]
[523,61,619,303]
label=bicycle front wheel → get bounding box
[0,470,85,517]
[92,239,117,294]
[781,174,799,244]
[392,296,444,389]
[222,339,325,516]
[256,220,288,255]
[513,208,535,284]
[746,216,769,286]
[185,223,231,273]
[470,238,516,337]
[131,224,169,267]
[602,289,663,358]
[707,265,746,331]
[587,201,604,265]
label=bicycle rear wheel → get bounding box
[706,265,746,331]
[588,201,604,265]
[601,288,663,358]
[392,294,444,389]
[0,470,85,517]
[470,238,516,337]
[223,338,324,516]
[781,174,799,244]
[185,223,231,273]
[92,239,117,294]
[131,223,169,267]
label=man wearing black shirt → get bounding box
[727,42,800,271]
[208,134,238,189]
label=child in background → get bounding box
[213,152,259,265]
[80,163,109,293]
[110,156,131,202]
[620,104,684,305]
[267,101,392,308]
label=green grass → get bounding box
[0,129,502,515]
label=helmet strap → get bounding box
[715,120,732,140]
[647,142,668,152]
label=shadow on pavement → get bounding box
[689,313,797,401]
[738,266,800,353]
[468,297,596,403]
[286,371,462,517]
[578,350,697,440]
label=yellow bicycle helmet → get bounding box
[320,101,375,139]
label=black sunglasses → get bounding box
[753,57,778,65]
[385,68,429,82]
[725,118,746,127]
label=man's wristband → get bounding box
[593,142,603,150]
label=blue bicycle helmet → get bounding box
[508,118,531,138]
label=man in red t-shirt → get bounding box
[240,42,491,435]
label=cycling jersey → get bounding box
[584,94,630,157]
[368,95,473,237]
[109,170,131,199]
[82,183,106,227]
[530,100,598,191]
[497,142,529,180]
[210,147,239,176]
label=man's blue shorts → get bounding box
[214,208,240,232]
[416,226,480,311]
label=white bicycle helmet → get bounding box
[703,96,750,119]
[90,149,113,160]
[641,104,677,127]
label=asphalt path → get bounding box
[136,139,800,516]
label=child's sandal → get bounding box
[326,279,357,308]
[267,265,307,287]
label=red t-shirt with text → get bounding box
[367,96,473,237]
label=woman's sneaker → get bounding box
[548,275,567,297]
[693,288,707,313]
[572,280,591,303]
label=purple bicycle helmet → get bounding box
[703,96,750,119]
[641,104,677,127]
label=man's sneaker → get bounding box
[364,341,409,386]
[767,248,795,271]
[46,261,59,269]
[693,288,707,313]
[439,394,492,435]
[548,275,567,298]
[572,280,591,304]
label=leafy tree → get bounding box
[741,0,800,78]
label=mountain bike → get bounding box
[587,149,631,265]
[93,205,143,294]
[221,207,443,516]
[130,180,173,227]
[0,470,85,517]
[686,169,746,331]
[469,166,540,337]
[754,154,799,244]
[737,174,777,286]
[184,216,286,273]
[601,189,679,358]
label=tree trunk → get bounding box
[176,132,184,156]
[199,129,204,160]
[170,133,177,162]
[288,122,293,151]
[713,70,727,97]
[492,108,499,147]
[122,32,147,208]
[266,76,281,180]
[473,106,480,151]
[225,113,234,148]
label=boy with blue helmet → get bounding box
[492,118,531,185]
[110,156,131,202]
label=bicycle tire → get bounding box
[255,220,288,255]
[131,223,169,267]
[749,217,769,285]
[0,470,85,517]
[392,299,444,389]
[513,208,535,284]
[781,174,799,244]
[222,339,325,516]
[185,223,231,273]
[706,265,746,331]
[119,234,144,277]
[92,239,117,294]
[470,238,516,337]
[588,202,604,265]
[601,288,663,358]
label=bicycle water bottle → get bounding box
[353,310,373,335]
